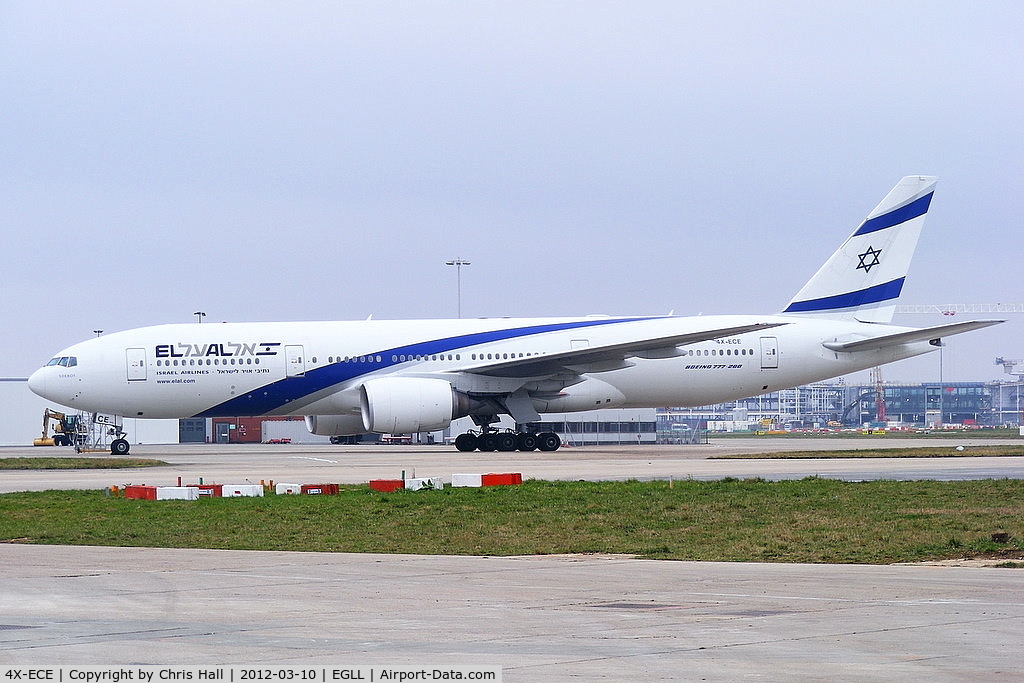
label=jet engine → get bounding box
[305,414,367,437]
[360,377,467,434]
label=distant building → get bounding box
[659,380,1021,432]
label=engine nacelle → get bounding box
[360,377,458,434]
[305,414,367,437]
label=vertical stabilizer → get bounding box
[782,175,938,322]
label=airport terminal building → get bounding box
[662,380,1023,433]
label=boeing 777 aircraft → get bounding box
[29,176,1001,455]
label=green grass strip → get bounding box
[0,457,168,470]
[712,445,1024,459]
[713,428,1023,439]
[1,478,1021,564]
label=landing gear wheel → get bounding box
[454,433,478,452]
[537,432,561,452]
[477,433,499,452]
[516,433,538,451]
[495,433,517,451]
[110,438,130,456]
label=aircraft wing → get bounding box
[822,319,1004,352]
[468,321,789,378]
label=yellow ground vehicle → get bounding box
[33,408,86,447]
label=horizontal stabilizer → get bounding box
[822,320,1003,352]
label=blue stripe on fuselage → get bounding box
[853,192,932,236]
[192,317,656,417]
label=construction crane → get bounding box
[896,303,1024,316]
[994,357,1024,379]
[870,366,886,424]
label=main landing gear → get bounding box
[453,430,561,452]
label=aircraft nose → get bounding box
[28,367,47,398]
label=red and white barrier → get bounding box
[451,473,522,488]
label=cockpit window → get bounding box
[45,356,77,367]
[68,357,77,367]
[46,358,61,366]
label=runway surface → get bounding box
[3,438,1024,679]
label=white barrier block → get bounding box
[222,484,265,497]
[156,486,199,501]
[276,483,301,495]
[404,477,444,491]
[450,473,483,488]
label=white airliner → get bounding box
[29,176,1001,455]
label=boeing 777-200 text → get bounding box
[29,176,1002,454]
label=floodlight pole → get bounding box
[444,258,471,318]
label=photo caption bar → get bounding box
[0,668,501,683]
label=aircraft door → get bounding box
[126,348,147,381]
[759,337,779,369]
[285,345,306,377]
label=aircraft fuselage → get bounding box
[28,314,933,420]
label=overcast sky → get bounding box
[2,2,1021,385]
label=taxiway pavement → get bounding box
[2,545,1023,679]
[3,437,1024,493]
